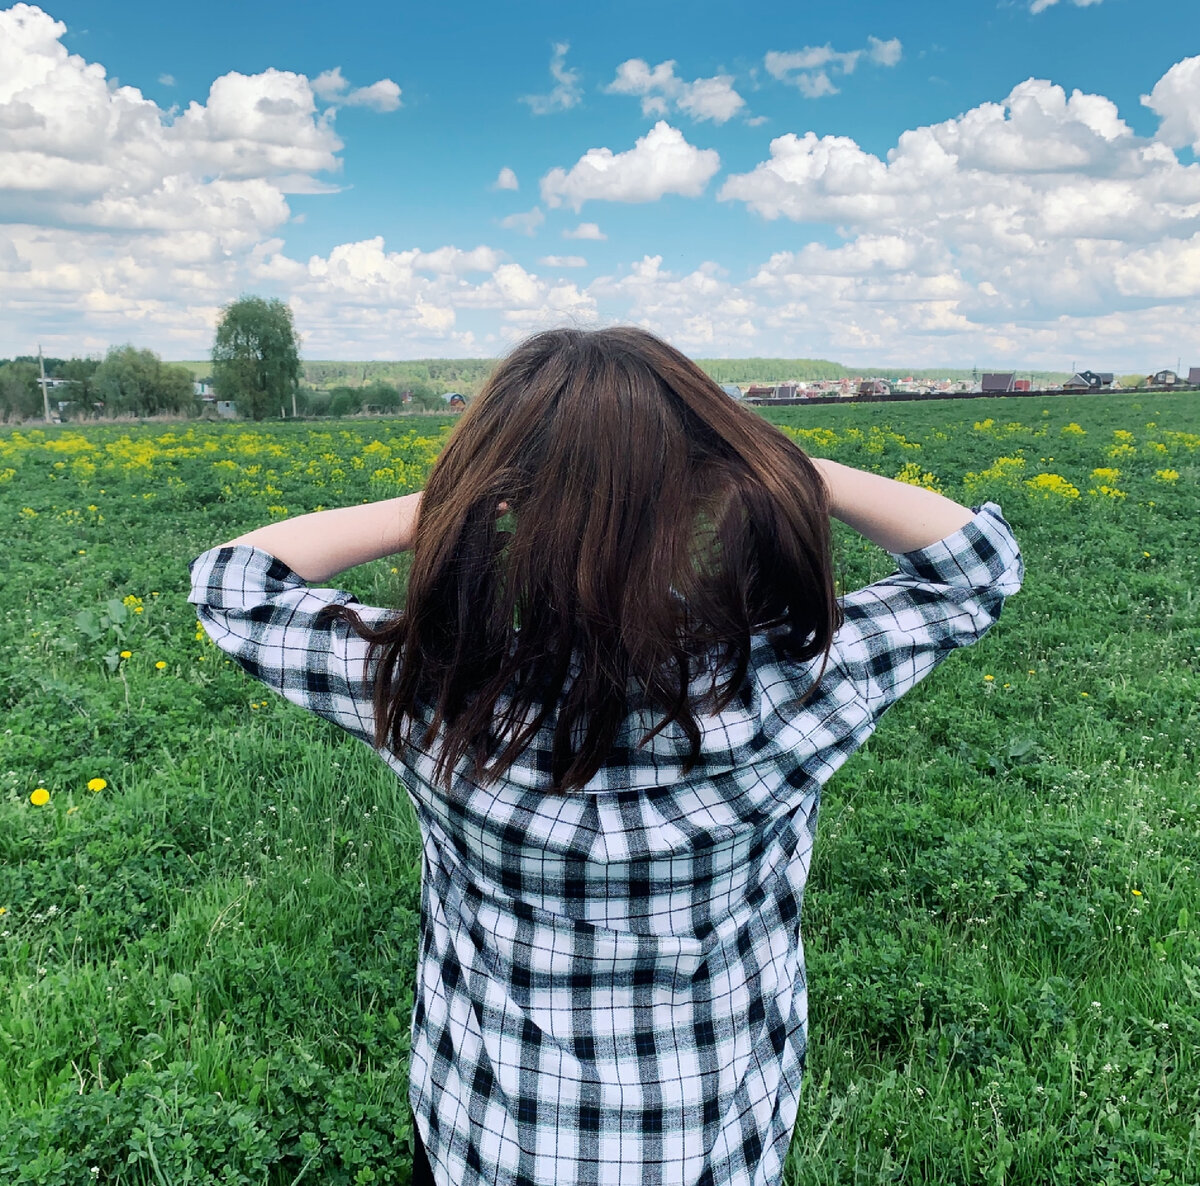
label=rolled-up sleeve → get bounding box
[187,543,398,749]
[832,501,1025,722]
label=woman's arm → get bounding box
[221,491,423,584]
[812,458,974,554]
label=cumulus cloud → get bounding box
[492,166,519,190]
[765,36,902,97]
[312,67,349,99]
[605,59,746,124]
[716,70,1200,361]
[590,255,759,349]
[342,79,402,111]
[311,65,401,110]
[719,78,1172,236]
[1142,55,1200,152]
[499,206,545,235]
[564,222,606,240]
[0,4,407,356]
[520,42,581,114]
[4,6,1200,369]
[1030,0,1103,11]
[540,121,720,210]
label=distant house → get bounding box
[857,379,890,397]
[744,384,774,400]
[774,382,800,400]
[982,372,1015,393]
[193,380,211,396]
[1149,369,1178,387]
[1188,367,1200,387]
[719,384,742,399]
[216,400,237,419]
[442,391,467,408]
[1014,379,1031,392]
[1063,371,1113,391]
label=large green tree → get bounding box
[211,296,301,421]
[0,361,40,423]
[92,346,196,418]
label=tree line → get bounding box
[0,348,196,424]
[5,291,1128,425]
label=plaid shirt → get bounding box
[188,500,1023,1186]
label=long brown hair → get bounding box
[318,326,843,792]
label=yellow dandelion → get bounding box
[30,787,50,806]
[1003,683,1011,688]
[119,650,132,659]
[1143,552,1150,558]
[0,906,6,915]
[87,778,107,792]
[1028,670,1036,675]
[1081,692,1089,697]
[78,549,86,555]
[983,675,995,681]
[134,606,143,614]
[155,660,167,670]
[1131,889,1143,897]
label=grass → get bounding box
[0,396,1197,1184]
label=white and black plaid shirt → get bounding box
[188,500,1023,1186]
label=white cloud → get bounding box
[764,37,902,98]
[312,67,348,99]
[4,8,1200,370]
[342,79,402,111]
[796,72,838,99]
[1142,55,1200,152]
[0,5,408,356]
[311,66,401,110]
[590,255,759,350]
[1030,0,1103,11]
[520,42,581,114]
[715,69,1200,361]
[540,121,720,211]
[499,206,545,235]
[765,46,862,76]
[158,73,175,87]
[564,222,606,240]
[493,166,519,190]
[605,59,746,124]
[867,36,903,67]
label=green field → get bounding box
[2,395,1197,1184]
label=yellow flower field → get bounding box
[0,394,1197,1185]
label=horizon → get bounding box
[3,1,1200,369]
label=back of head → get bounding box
[347,326,841,791]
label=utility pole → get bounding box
[39,344,51,423]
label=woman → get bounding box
[188,327,1023,1186]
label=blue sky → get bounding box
[2,0,1200,367]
